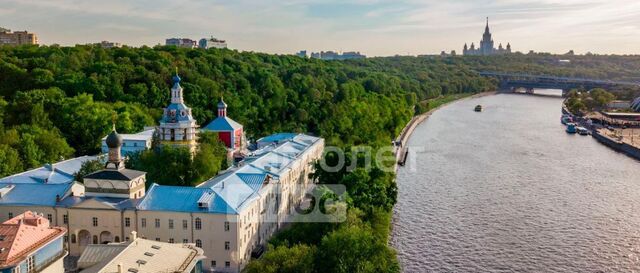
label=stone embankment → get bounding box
[393,91,496,169]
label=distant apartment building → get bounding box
[77,231,205,273]
[96,41,122,48]
[199,37,227,49]
[0,211,67,273]
[309,51,366,60]
[166,38,197,49]
[295,50,307,58]
[0,28,38,46]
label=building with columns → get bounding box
[0,74,325,272]
[463,18,511,56]
[0,130,323,272]
[158,73,199,153]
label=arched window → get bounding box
[195,218,202,230]
[92,235,98,244]
[114,236,120,243]
[71,234,76,244]
[195,239,202,248]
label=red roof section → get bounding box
[0,211,66,267]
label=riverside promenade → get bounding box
[592,128,640,161]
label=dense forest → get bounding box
[5,45,639,272]
[0,44,496,273]
[0,45,495,178]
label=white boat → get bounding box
[577,127,589,135]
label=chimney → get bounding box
[131,231,137,241]
[117,263,123,273]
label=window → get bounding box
[225,261,230,268]
[169,238,174,243]
[26,256,35,272]
[195,239,202,248]
[93,235,98,244]
[141,218,146,228]
[71,234,76,244]
[169,219,174,229]
[155,218,160,228]
[92,217,98,227]
[8,212,12,219]
[63,214,68,224]
[47,214,52,222]
[182,219,188,229]
[224,221,230,231]
[64,235,68,243]
[183,239,188,244]
[224,241,230,250]
[115,236,120,243]
[125,217,130,227]
[155,238,160,241]
[125,237,130,242]
[195,218,201,230]
[211,261,216,267]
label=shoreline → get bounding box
[395,91,496,157]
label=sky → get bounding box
[1,0,639,56]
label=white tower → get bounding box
[158,72,199,153]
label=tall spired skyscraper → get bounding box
[463,18,511,56]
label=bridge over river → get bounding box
[479,72,640,96]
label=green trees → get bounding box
[74,159,104,182]
[126,132,228,187]
[565,88,617,114]
[243,245,317,273]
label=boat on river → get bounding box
[577,126,589,135]
[566,123,577,134]
[474,105,482,112]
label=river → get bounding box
[391,91,640,272]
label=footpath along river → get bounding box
[391,92,640,272]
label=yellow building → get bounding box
[0,129,324,273]
[0,29,38,46]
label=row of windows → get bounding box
[149,237,231,251]
[137,217,230,231]
[210,261,231,268]
[11,213,231,232]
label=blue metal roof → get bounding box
[160,103,195,123]
[257,133,297,144]
[57,196,140,210]
[0,156,99,184]
[137,184,237,214]
[0,183,71,206]
[202,117,242,131]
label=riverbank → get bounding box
[592,129,640,161]
[561,99,640,161]
[394,91,496,166]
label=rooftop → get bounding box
[0,183,73,206]
[202,116,243,131]
[0,211,66,268]
[78,236,204,273]
[101,129,154,142]
[139,133,321,214]
[0,156,99,184]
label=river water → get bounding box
[391,92,640,272]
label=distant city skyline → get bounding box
[1,0,639,56]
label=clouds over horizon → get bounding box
[1,0,638,56]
